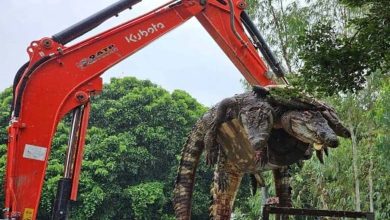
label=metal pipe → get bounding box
[52,0,142,44]
[263,205,375,219]
[64,107,83,178]
[227,0,244,44]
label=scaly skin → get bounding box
[173,87,350,220]
[174,91,273,219]
[210,162,243,220]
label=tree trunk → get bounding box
[267,0,293,73]
[261,186,268,206]
[368,143,374,212]
[350,124,361,211]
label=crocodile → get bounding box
[173,86,350,220]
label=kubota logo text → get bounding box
[125,23,166,43]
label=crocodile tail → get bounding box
[174,129,204,220]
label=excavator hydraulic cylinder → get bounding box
[51,178,72,220]
[52,0,142,44]
[51,106,84,220]
[240,11,286,78]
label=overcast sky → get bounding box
[0,0,248,106]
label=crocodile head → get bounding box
[267,109,351,165]
[280,110,341,151]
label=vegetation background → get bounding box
[0,0,388,219]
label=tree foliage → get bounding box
[0,77,211,219]
[250,0,351,74]
[296,0,389,95]
[0,0,388,218]
[244,1,389,218]
[248,0,388,95]
[125,182,166,219]
[0,76,259,219]
[297,23,369,95]
[290,75,389,218]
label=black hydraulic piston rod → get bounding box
[51,107,84,220]
[240,11,286,78]
[52,0,142,45]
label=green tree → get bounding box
[0,88,12,207]
[290,75,389,218]
[0,77,210,219]
[296,0,389,95]
[242,1,389,217]
[125,182,166,220]
[250,0,350,75]
[0,87,12,143]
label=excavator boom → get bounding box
[5,0,284,219]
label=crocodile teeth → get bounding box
[316,150,324,164]
[323,146,329,157]
[313,143,323,151]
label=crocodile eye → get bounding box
[306,123,316,131]
[303,111,312,118]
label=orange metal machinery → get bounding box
[5,0,286,219]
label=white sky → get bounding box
[0,0,249,106]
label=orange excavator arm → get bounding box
[5,0,285,219]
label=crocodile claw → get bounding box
[206,151,218,166]
[217,172,229,192]
[323,146,329,157]
[266,197,280,205]
[255,147,268,167]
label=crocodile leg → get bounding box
[239,102,274,166]
[205,97,238,165]
[210,161,243,220]
[273,167,292,220]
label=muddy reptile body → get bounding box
[173,86,350,220]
